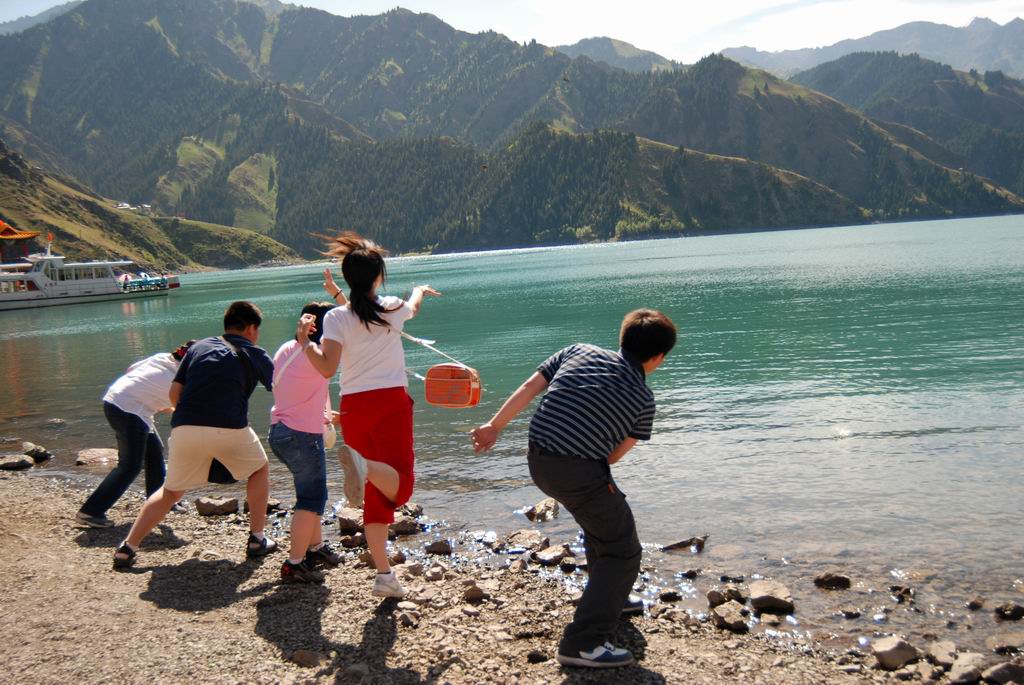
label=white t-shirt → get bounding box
[321,295,414,395]
[103,352,179,430]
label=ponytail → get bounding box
[321,230,395,330]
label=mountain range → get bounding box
[555,37,679,73]
[723,17,1024,79]
[0,0,1021,267]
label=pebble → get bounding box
[243,498,282,514]
[21,442,53,463]
[0,454,33,470]
[659,589,682,602]
[967,596,986,611]
[500,529,549,552]
[389,550,406,565]
[462,606,480,617]
[925,640,956,669]
[288,649,327,668]
[947,652,986,684]
[711,600,749,633]
[985,632,1024,654]
[335,507,363,534]
[838,606,862,619]
[994,603,1024,621]
[389,514,420,537]
[404,562,424,577]
[526,650,549,664]
[981,662,1024,684]
[425,564,446,581]
[662,534,708,553]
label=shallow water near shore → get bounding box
[2,216,1023,651]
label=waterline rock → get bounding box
[986,633,1024,654]
[711,600,749,633]
[994,603,1024,621]
[76,448,117,465]
[749,580,794,614]
[662,534,708,553]
[524,497,559,522]
[21,442,52,463]
[982,662,1024,684]
[0,454,33,470]
[925,640,957,669]
[947,653,986,684]
[814,571,852,590]
[872,636,920,671]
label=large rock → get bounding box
[986,633,1024,654]
[0,454,33,470]
[982,662,1024,684]
[399,502,423,518]
[501,529,549,552]
[926,640,957,669]
[995,603,1024,621]
[524,497,559,522]
[463,582,490,603]
[389,514,421,537]
[76,448,117,465]
[21,442,53,463]
[425,539,452,556]
[814,571,852,590]
[532,545,569,566]
[707,585,747,608]
[336,507,363,534]
[711,600,749,633]
[948,653,986,684]
[749,580,794,614]
[195,497,239,516]
[872,636,921,671]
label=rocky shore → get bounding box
[3,433,1024,684]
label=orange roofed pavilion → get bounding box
[0,219,41,262]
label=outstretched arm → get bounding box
[471,372,549,453]
[407,285,441,318]
[323,268,348,305]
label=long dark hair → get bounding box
[323,231,396,329]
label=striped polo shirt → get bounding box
[528,344,656,461]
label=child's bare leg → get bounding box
[365,522,390,572]
[365,460,399,502]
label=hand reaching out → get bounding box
[471,423,499,453]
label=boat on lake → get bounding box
[0,247,180,312]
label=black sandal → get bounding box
[112,542,136,570]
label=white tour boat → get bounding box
[0,246,180,312]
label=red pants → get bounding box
[340,387,415,525]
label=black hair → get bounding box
[620,309,677,362]
[223,301,263,331]
[300,301,335,344]
[323,231,398,330]
[171,340,197,361]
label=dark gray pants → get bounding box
[527,443,642,655]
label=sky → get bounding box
[2,0,1022,62]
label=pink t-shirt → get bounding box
[270,339,331,435]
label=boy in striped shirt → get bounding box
[472,309,676,669]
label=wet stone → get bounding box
[948,653,986,684]
[399,502,423,518]
[75,448,117,465]
[21,442,53,463]
[995,603,1024,621]
[195,497,238,516]
[838,606,862,619]
[389,514,420,537]
[659,589,682,602]
[0,454,33,470]
[749,580,794,615]
[986,632,1024,654]
[662,534,708,553]
[425,539,452,556]
[814,571,852,590]
[890,585,916,604]
[532,545,568,566]
[501,529,549,552]
[335,507,363,534]
[967,596,986,611]
[524,497,559,522]
[678,568,700,579]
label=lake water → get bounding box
[2,216,1023,649]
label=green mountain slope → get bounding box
[723,17,1024,79]
[0,2,83,36]
[0,0,1020,259]
[0,137,296,269]
[555,37,680,73]
[792,52,1024,194]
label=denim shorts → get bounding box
[268,422,328,515]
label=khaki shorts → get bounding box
[164,425,269,492]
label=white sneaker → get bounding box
[372,571,406,598]
[556,642,635,668]
[339,445,367,508]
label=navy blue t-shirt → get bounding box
[170,334,274,429]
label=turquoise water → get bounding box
[2,215,1023,645]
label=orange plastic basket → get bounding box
[423,363,482,408]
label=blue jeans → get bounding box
[268,422,328,515]
[80,402,165,517]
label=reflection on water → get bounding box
[2,216,1023,649]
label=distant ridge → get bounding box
[723,17,1024,79]
[0,1,83,35]
[555,37,680,73]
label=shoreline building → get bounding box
[0,219,40,263]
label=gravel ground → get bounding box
[0,473,998,684]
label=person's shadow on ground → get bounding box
[73,522,186,551]
[255,587,442,683]
[139,557,277,612]
[557,617,666,684]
